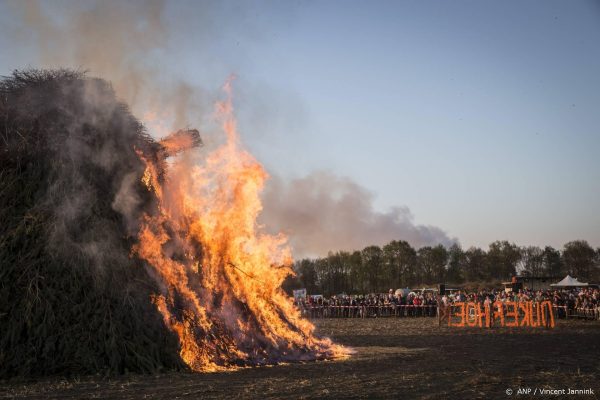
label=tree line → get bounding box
[284,240,600,296]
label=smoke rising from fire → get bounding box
[6,0,204,132]
[261,171,456,258]
[4,0,454,259]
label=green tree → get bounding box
[446,244,465,284]
[518,246,544,276]
[462,247,488,282]
[361,245,383,293]
[382,240,416,288]
[487,241,521,280]
[348,250,364,293]
[300,259,318,293]
[293,259,318,294]
[562,240,596,280]
[314,257,330,294]
[331,254,341,293]
[542,246,563,276]
[431,244,449,283]
[416,245,448,284]
[416,246,432,283]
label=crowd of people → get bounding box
[294,287,600,320]
[297,290,438,318]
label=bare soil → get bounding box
[1,318,599,399]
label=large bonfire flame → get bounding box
[133,78,346,371]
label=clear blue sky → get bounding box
[1,0,599,250]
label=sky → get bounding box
[0,0,599,254]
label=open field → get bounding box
[1,318,599,399]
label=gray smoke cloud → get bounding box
[260,171,457,258]
[4,0,206,132]
[2,0,455,260]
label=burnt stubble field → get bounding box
[1,318,599,400]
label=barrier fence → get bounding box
[301,305,437,318]
[553,305,600,320]
[299,303,600,321]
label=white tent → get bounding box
[550,275,588,287]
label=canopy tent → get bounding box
[550,275,588,287]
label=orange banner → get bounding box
[447,301,554,328]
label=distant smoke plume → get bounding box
[261,171,456,258]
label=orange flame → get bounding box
[133,77,347,371]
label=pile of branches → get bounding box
[0,70,186,377]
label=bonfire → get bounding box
[0,70,344,378]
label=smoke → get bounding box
[15,72,155,273]
[2,1,455,260]
[4,0,204,132]
[0,1,210,269]
[261,171,457,258]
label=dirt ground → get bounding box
[1,318,599,399]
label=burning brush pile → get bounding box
[0,70,343,378]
